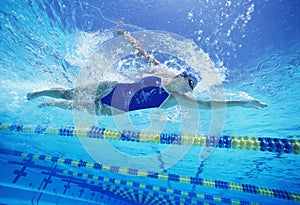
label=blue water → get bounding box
[0,0,299,205]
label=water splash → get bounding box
[189,0,256,66]
[65,30,114,68]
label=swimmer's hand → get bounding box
[241,99,267,109]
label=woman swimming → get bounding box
[26,30,267,115]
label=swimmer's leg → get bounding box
[27,88,74,100]
[27,81,118,101]
[39,100,95,114]
[39,100,73,109]
[39,100,124,116]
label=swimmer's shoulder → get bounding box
[159,93,177,109]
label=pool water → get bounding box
[0,0,299,205]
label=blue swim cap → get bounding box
[179,68,199,90]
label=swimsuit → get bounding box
[100,76,170,112]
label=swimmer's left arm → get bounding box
[197,99,267,109]
[164,93,267,109]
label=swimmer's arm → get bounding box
[197,99,267,109]
[162,94,267,109]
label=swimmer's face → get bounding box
[165,75,197,94]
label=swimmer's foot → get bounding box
[27,91,47,100]
[26,91,39,100]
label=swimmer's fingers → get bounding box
[255,100,267,108]
[242,99,267,109]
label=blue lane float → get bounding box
[1,148,299,204]
[0,122,299,154]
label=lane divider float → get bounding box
[0,123,299,154]
[1,148,299,203]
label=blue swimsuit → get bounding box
[100,76,170,112]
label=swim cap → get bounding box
[179,67,199,89]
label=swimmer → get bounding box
[27,30,267,115]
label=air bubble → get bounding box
[187,11,193,20]
[225,1,232,7]
[197,30,203,35]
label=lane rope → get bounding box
[1,123,299,154]
[0,148,299,203]
[8,155,258,205]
